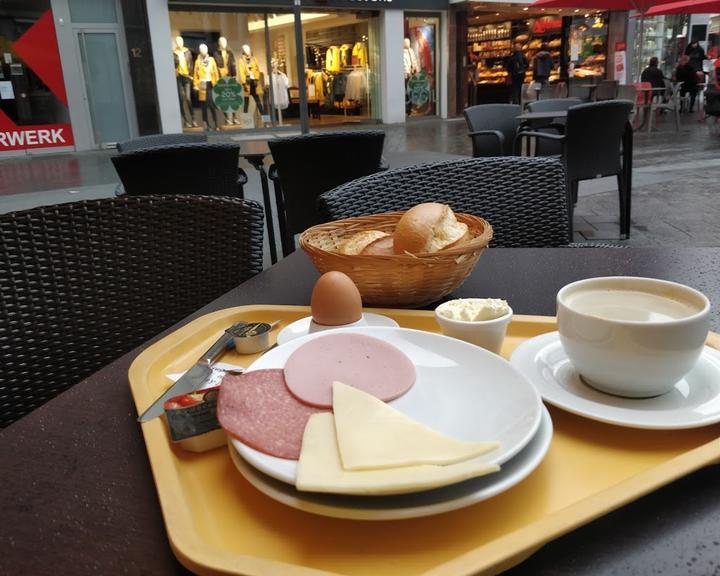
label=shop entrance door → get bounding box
[75,29,135,146]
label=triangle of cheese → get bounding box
[296,413,500,496]
[332,381,499,471]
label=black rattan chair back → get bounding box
[463,104,521,157]
[0,195,264,427]
[268,130,385,241]
[116,133,207,154]
[565,100,633,183]
[525,98,583,156]
[112,143,243,198]
[319,156,569,248]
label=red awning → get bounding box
[642,0,720,15]
[529,0,677,14]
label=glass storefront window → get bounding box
[404,14,440,117]
[0,0,74,153]
[568,14,609,82]
[167,7,380,133]
[632,15,690,80]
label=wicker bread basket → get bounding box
[300,212,493,307]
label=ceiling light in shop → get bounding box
[523,7,529,10]
[585,13,590,17]
[574,8,579,12]
[247,12,328,31]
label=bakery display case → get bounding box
[567,14,608,81]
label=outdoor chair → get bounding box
[516,100,634,239]
[568,83,592,101]
[647,80,682,132]
[704,84,720,124]
[0,195,264,428]
[463,104,521,157]
[594,80,619,101]
[112,142,247,198]
[617,85,638,125]
[319,156,571,247]
[116,133,207,153]
[523,98,583,155]
[267,131,386,257]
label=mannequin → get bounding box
[271,58,289,125]
[214,37,238,125]
[403,38,419,79]
[173,36,197,128]
[237,44,264,116]
[193,43,220,130]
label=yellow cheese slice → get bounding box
[296,413,500,495]
[332,381,499,470]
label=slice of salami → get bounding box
[217,369,322,459]
[283,333,416,408]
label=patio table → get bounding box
[2,247,719,575]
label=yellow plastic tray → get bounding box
[129,306,720,576]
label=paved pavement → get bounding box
[1,113,718,266]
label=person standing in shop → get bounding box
[507,42,528,105]
[532,44,553,91]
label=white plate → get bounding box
[510,331,720,430]
[228,406,553,520]
[231,326,543,486]
[276,313,399,345]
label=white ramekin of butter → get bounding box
[435,298,513,354]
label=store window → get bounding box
[404,14,440,117]
[632,15,689,79]
[567,13,609,82]
[167,8,380,132]
[0,0,74,153]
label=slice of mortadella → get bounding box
[217,369,323,459]
[283,333,416,408]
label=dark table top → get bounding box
[2,247,719,576]
[517,110,568,121]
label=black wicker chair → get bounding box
[112,142,248,198]
[463,104,521,157]
[0,195,264,428]
[517,100,634,239]
[116,133,208,153]
[267,131,386,256]
[319,156,570,247]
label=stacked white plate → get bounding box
[228,326,553,520]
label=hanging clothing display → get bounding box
[413,31,433,75]
[345,70,367,101]
[214,48,236,78]
[272,71,289,110]
[351,42,368,67]
[325,46,341,73]
[339,44,353,67]
[306,70,326,101]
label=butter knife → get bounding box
[137,322,247,422]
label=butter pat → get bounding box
[437,298,510,322]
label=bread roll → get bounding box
[362,235,394,256]
[339,231,390,255]
[393,203,469,255]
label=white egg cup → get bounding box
[308,315,368,334]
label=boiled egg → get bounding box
[311,271,363,326]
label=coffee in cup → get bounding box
[557,277,710,397]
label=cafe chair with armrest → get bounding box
[516,100,634,239]
[112,142,248,198]
[0,195,264,428]
[319,156,570,247]
[595,80,619,101]
[647,79,682,132]
[523,98,583,155]
[268,131,386,257]
[463,104,521,157]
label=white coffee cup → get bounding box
[557,276,710,398]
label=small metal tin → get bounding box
[227,322,273,354]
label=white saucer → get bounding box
[228,406,553,521]
[276,313,399,345]
[510,331,720,430]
